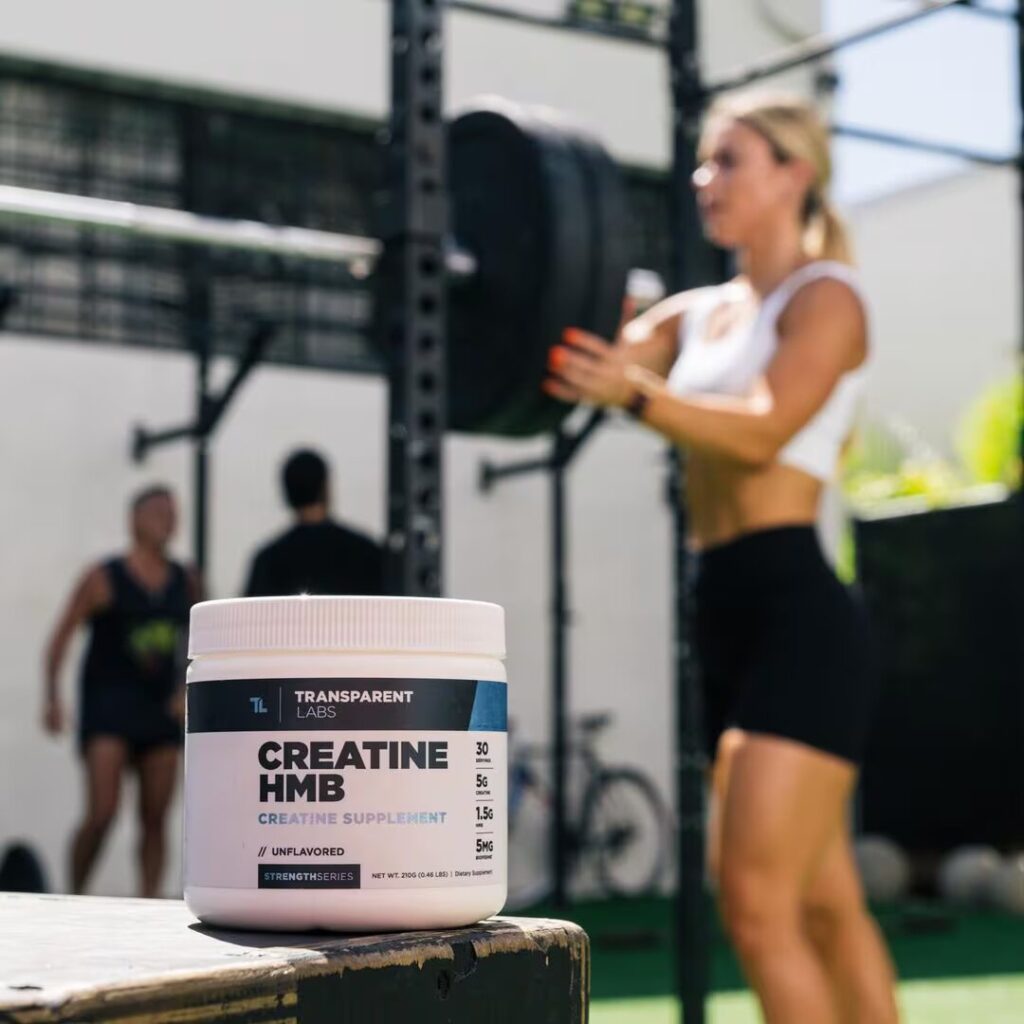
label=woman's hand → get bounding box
[42,696,65,735]
[543,329,636,408]
[167,689,186,725]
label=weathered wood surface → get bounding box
[0,894,589,1023]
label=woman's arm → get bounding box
[186,565,205,605]
[548,278,866,467]
[42,566,112,734]
[613,288,709,378]
[169,565,206,724]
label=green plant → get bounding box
[841,421,966,513]
[955,375,1022,489]
[835,374,1023,582]
[837,422,970,583]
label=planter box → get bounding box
[854,497,1024,852]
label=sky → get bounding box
[824,0,1018,205]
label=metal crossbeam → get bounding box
[832,123,1021,167]
[706,0,968,95]
[445,0,665,47]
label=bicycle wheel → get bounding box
[505,767,553,910]
[583,768,671,898]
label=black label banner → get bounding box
[257,863,361,889]
[187,678,496,733]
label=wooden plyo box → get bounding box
[0,894,589,1023]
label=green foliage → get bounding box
[834,526,857,585]
[836,426,966,584]
[841,422,967,513]
[836,376,1023,581]
[954,375,1022,489]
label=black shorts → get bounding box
[78,683,182,759]
[692,525,878,765]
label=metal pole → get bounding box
[1017,1,1024,489]
[832,123,1020,167]
[479,409,608,491]
[551,428,570,907]
[133,322,276,462]
[181,108,212,578]
[668,1,729,1020]
[194,356,210,576]
[383,0,448,596]
[706,0,965,96]
[133,424,197,461]
[0,286,15,327]
[474,411,607,907]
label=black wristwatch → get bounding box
[624,389,651,421]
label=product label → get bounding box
[185,678,506,891]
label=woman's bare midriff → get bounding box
[683,449,823,551]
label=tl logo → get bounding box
[249,697,269,714]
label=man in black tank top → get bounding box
[243,449,385,597]
[43,486,202,897]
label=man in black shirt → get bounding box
[244,449,385,597]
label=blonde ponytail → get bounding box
[804,194,854,265]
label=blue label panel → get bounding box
[468,680,507,732]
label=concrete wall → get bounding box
[0,0,819,165]
[0,334,669,899]
[850,167,1021,452]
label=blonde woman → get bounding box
[546,93,899,1023]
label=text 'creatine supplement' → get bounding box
[184,596,507,931]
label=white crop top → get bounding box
[666,260,869,482]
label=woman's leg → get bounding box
[706,728,744,886]
[717,731,856,1024]
[136,743,180,898]
[803,823,900,1023]
[71,736,128,893]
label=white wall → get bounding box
[0,340,196,896]
[0,0,818,166]
[0,0,824,896]
[0,335,669,898]
[851,166,1021,452]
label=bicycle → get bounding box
[505,712,672,909]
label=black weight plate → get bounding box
[447,109,543,432]
[498,111,632,436]
[477,106,595,436]
[448,102,591,435]
[571,129,632,342]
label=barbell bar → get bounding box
[0,100,664,436]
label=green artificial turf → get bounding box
[592,977,1024,1024]
[528,897,1024,1021]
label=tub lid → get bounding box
[188,596,506,658]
